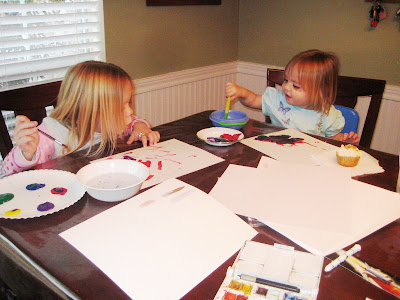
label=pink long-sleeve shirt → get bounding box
[2,116,150,176]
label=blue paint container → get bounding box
[209,110,249,130]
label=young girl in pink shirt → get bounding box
[2,61,160,175]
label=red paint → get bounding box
[220,133,241,142]
[158,161,162,170]
[139,160,151,167]
[51,187,67,195]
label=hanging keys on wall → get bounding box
[369,0,386,27]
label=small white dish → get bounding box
[0,169,86,219]
[76,159,149,202]
[197,127,244,147]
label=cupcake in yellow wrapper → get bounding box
[336,144,361,167]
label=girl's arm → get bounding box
[12,115,39,161]
[331,132,360,144]
[225,82,262,109]
[2,122,56,175]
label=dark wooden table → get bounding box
[0,110,399,300]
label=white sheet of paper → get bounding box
[257,157,400,256]
[94,139,224,188]
[241,128,337,165]
[209,163,352,234]
[60,179,257,300]
[311,149,384,177]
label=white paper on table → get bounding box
[60,179,257,300]
[93,139,224,189]
[311,149,384,177]
[257,156,400,256]
[240,128,337,165]
[209,163,352,234]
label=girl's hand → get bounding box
[127,122,160,147]
[226,82,244,99]
[225,82,262,109]
[341,131,360,144]
[331,132,360,145]
[13,115,39,161]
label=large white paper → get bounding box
[94,139,224,188]
[209,163,352,234]
[241,128,337,165]
[258,157,400,256]
[311,149,384,177]
[60,179,257,300]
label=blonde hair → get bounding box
[51,61,132,156]
[284,49,339,114]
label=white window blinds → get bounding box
[0,0,106,92]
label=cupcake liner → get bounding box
[336,153,361,167]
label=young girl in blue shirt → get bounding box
[226,49,359,144]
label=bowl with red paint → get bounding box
[76,159,149,202]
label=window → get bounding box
[0,0,105,161]
[0,0,106,92]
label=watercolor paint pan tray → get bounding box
[213,241,324,300]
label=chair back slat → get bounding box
[266,68,386,148]
[0,81,62,158]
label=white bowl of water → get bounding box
[76,159,149,202]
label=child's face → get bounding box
[282,69,310,109]
[123,81,134,126]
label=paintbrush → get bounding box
[38,128,68,148]
[224,96,231,120]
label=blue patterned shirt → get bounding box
[261,87,344,137]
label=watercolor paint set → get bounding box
[214,241,324,300]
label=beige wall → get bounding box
[103,0,239,80]
[238,0,400,86]
[104,0,400,85]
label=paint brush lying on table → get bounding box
[38,128,68,148]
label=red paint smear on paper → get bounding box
[158,161,162,170]
[146,175,154,181]
[139,160,151,167]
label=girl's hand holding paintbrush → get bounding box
[13,115,40,161]
[225,82,262,109]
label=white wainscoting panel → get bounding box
[134,62,237,127]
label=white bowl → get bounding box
[76,159,149,202]
[197,127,244,146]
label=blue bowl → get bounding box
[209,110,249,130]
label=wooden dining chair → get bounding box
[0,81,61,158]
[266,68,386,148]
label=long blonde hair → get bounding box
[51,61,132,156]
[285,49,339,114]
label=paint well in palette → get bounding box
[0,193,14,204]
[26,183,46,191]
[86,173,142,189]
[51,187,68,195]
[5,209,21,216]
[37,202,55,212]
